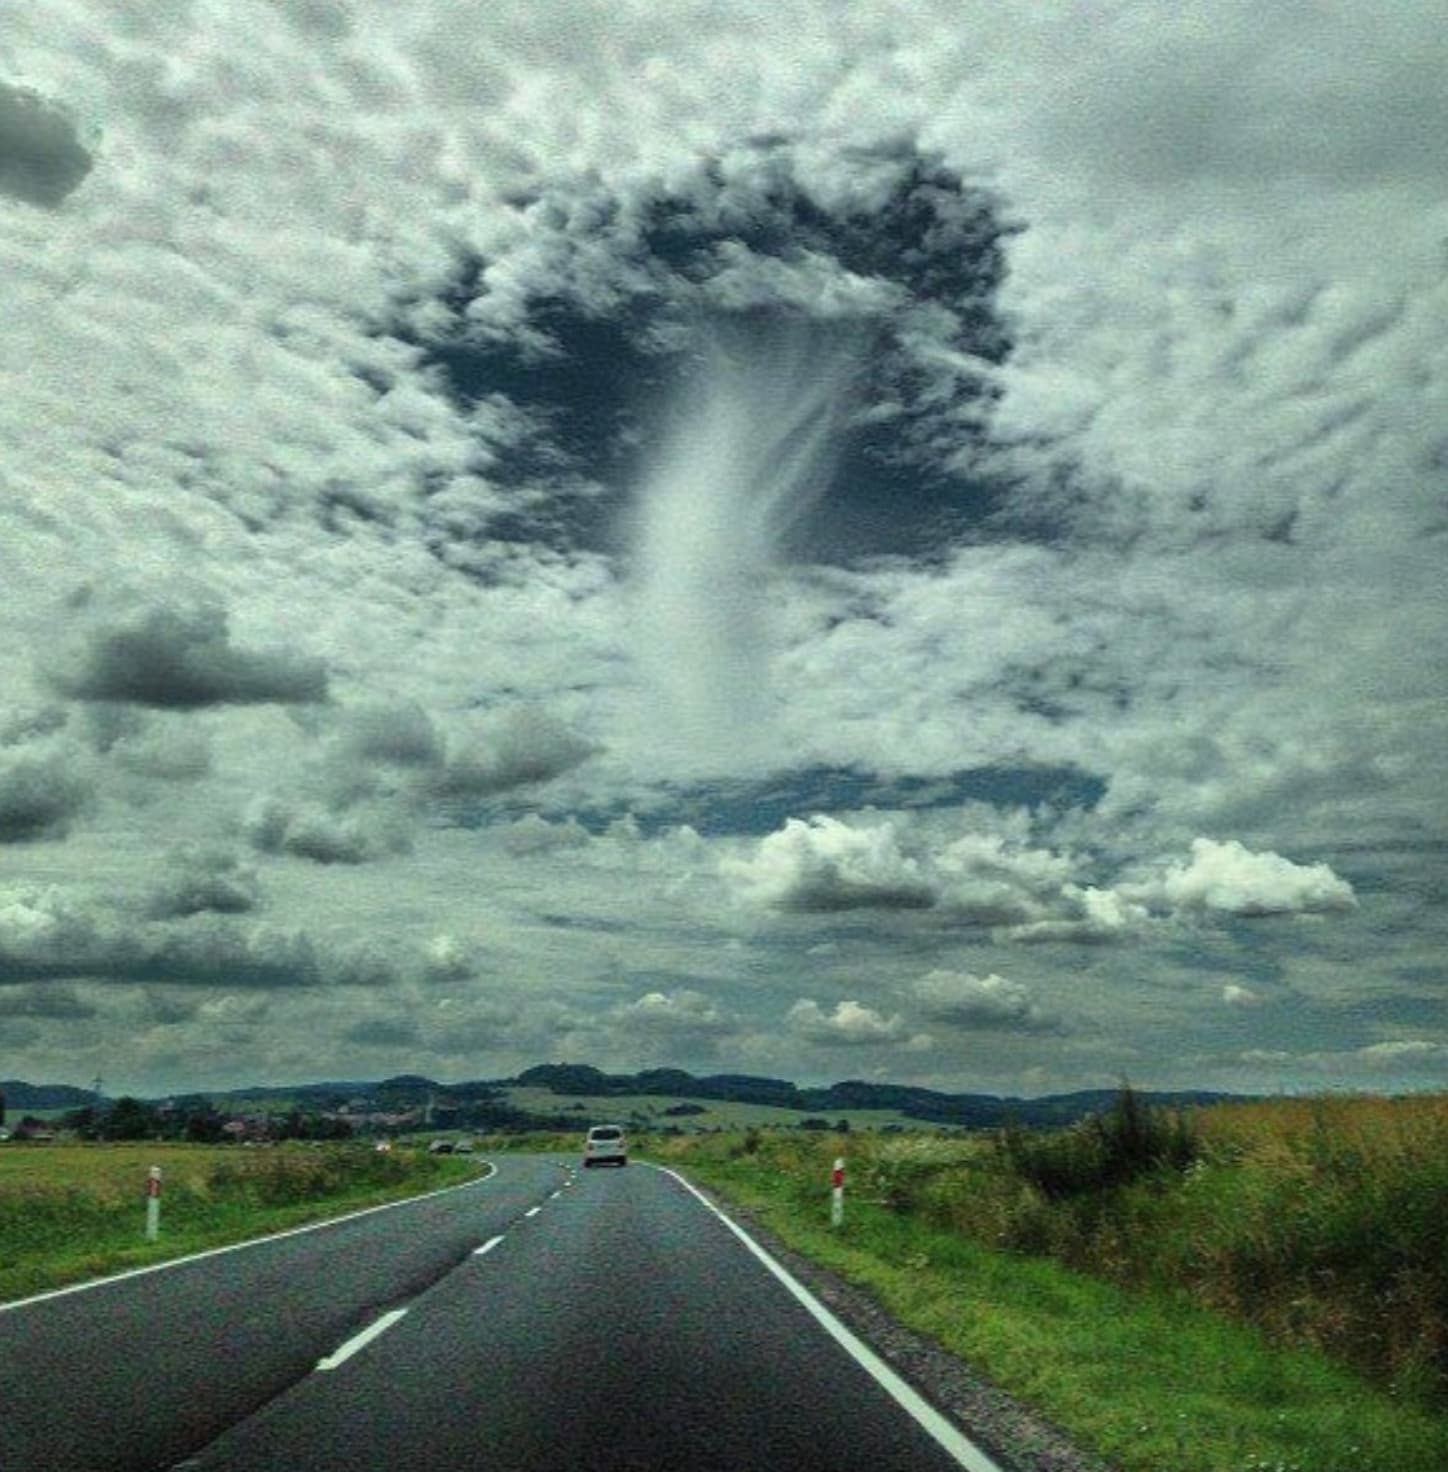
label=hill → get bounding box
[1,1067,1242,1134]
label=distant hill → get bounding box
[1,1068,1242,1134]
[1,1081,99,1112]
[508,1063,1238,1128]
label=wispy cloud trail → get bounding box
[631,317,861,771]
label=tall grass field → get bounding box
[0,1141,480,1303]
[645,1092,1448,1472]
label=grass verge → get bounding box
[649,1139,1448,1472]
[0,1142,485,1304]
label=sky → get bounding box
[1,1,1445,1100]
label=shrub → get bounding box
[998,1087,1199,1200]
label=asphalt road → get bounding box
[0,1156,1000,1471]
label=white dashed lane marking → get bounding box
[316,1309,408,1372]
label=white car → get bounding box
[582,1124,627,1167]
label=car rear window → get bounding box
[589,1127,622,1141]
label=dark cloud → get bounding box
[243,796,411,865]
[0,889,405,992]
[0,82,93,207]
[0,752,91,842]
[49,603,328,708]
[145,849,261,919]
[0,983,97,1019]
[343,702,443,768]
[913,971,1064,1034]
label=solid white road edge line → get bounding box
[653,1165,1007,1472]
[0,1161,500,1316]
[316,1308,409,1372]
[474,1235,506,1256]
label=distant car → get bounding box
[582,1124,627,1168]
[427,1138,454,1154]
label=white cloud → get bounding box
[1003,885,1152,944]
[1132,837,1356,918]
[429,709,599,799]
[935,829,1076,926]
[501,814,593,856]
[614,988,736,1040]
[724,815,933,912]
[786,997,908,1046]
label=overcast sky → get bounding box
[2,2,1445,1100]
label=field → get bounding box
[643,1093,1448,1472]
[0,1141,481,1303]
[499,1085,927,1133]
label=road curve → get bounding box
[1,1156,1002,1471]
[0,1156,563,1472]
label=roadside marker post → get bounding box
[831,1156,845,1228]
[144,1166,162,1242]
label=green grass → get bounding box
[0,1142,484,1302]
[647,1132,1448,1472]
[500,1085,929,1132]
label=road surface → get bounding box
[0,1155,1001,1471]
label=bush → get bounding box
[998,1087,1199,1200]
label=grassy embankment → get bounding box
[642,1093,1448,1472]
[0,1142,483,1303]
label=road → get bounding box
[0,1156,1001,1471]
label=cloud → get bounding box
[0,982,96,1019]
[1239,1039,1448,1080]
[0,882,393,991]
[1,706,68,746]
[501,814,593,855]
[934,828,1077,926]
[0,4,1438,1094]
[1001,885,1152,944]
[419,933,480,985]
[1132,838,1356,918]
[111,723,213,782]
[614,988,736,1041]
[49,602,328,709]
[145,848,261,920]
[0,81,93,207]
[724,815,934,912]
[243,796,410,866]
[786,997,909,1046]
[430,709,598,798]
[912,970,1062,1034]
[0,751,91,842]
[341,702,444,769]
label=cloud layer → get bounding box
[0,1,1441,1096]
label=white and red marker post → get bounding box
[144,1165,162,1241]
[831,1156,845,1228]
